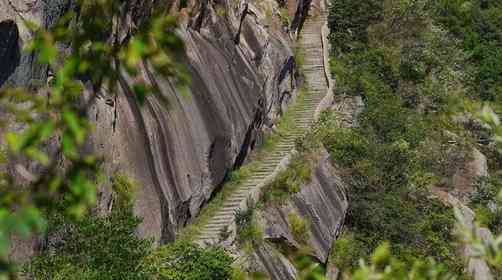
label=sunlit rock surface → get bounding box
[1,0,306,250]
[250,149,348,279]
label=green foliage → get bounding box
[294,46,306,70]
[279,7,291,27]
[325,0,469,274]
[27,209,152,280]
[111,172,138,209]
[322,128,368,168]
[235,204,262,246]
[0,0,187,273]
[287,213,310,244]
[330,232,367,270]
[433,0,502,102]
[25,174,152,279]
[470,175,502,233]
[328,0,383,55]
[143,241,234,280]
[261,153,313,204]
[350,243,456,280]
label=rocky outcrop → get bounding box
[0,0,70,89]
[249,149,347,279]
[249,242,298,280]
[433,148,495,280]
[452,148,488,199]
[433,188,495,280]
[215,5,348,278]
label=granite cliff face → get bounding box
[0,0,316,254]
[87,0,306,242]
[251,149,348,279]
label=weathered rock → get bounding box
[0,0,70,89]
[432,188,494,280]
[452,148,488,198]
[432,147,494,280]
[264,149,347,261]
[250,148,348,279]
[2,0,308,257]
[86,0,301,243]
[250,242,298,280]
[1,0,73,262]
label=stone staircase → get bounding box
[194,13,329,246]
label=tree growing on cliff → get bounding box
[0,0,188,276]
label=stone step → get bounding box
[228,194,249,202]
[212,216,233,222]
[200,227,225,233]
[199,231,221,237]
[257,164,280,170]
[218,207,239,213]
[204,223,227,230]
[192,14,330,245]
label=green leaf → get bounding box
[371,242,391,267]
[125,37,147,68]
[132,84,150,106]
[25,147,50,166]
[63,110,86,144]
[39,121,56,141]
[62,132,77,158]
[5,133,20,152]
[38,32,57,64]
[0,229,8,258]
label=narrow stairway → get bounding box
[194,12,329,245]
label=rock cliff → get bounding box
[1,0,314,256]
[87,0,304,242]
[251,149,348,279]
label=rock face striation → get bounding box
[187,3,349,278]
[87,0,304,243]
[249,6,348,277]
[1,0,314,256]
[252,149,348,279]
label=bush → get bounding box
[324,0,467,274]
[26,174,152,280]
[235,205,262,245]
[323,128,368,168]
[261,154,313,204]
[471,176,502,233]
[26,204,152,280]
[432,0,502,102]
[144,241,234,280]
[330,232,367,270]
[328,0,383,54]
[288,213,310,244]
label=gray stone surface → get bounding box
[250,242,298,280]
[2,0,306,257]
[246,148,347,279]
[432,147,494,280]
[86,0,301,242]
[452,148,488,198]
[1,0,72,262]
[259,148,347,262]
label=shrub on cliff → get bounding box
[143,241,234,280]
[25,174,152,279]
